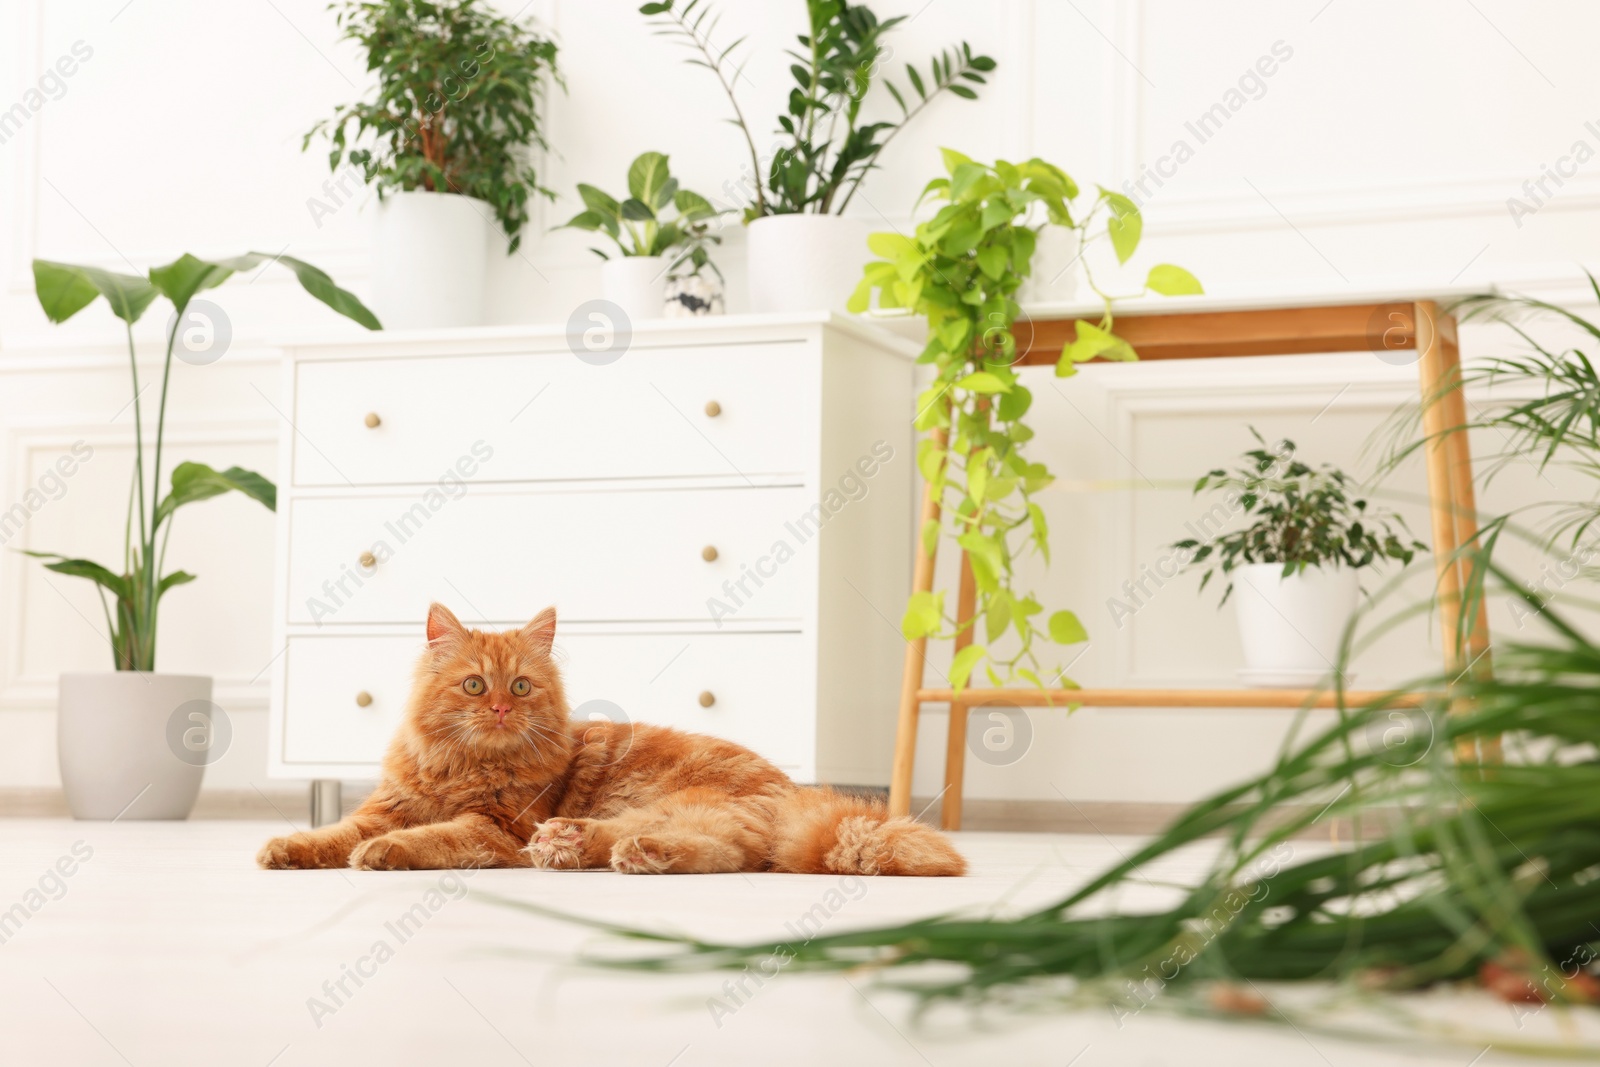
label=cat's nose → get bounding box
[492,704,511,720]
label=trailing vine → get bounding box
[850,150,1202,690]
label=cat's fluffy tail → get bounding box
[769,788,967,876]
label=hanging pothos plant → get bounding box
[849,149,1202,691]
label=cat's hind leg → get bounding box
[549,789,770,874]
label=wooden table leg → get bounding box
[889,430,946,817]
[940,553,977,831]
[1415,302,1480,763]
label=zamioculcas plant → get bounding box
[849,149,1202,690]
[27,255,380,670]
[306,0,562,252]
[640,0,995,218]
[561,151,727,277]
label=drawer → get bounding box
[285,486,809,625]
[281,632,811,769]
[291,345,813,487]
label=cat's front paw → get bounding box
[350,834,419,871]
[525,818,587,869]
[258,833,328,870]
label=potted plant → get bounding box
[28,254,379,819]
[851,149,1201,690]
[560,151,726,321]
[641,0,996,314]
[306,0,560,328]
[1173,430,1426,687]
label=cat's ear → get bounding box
[518,607,556,656]
[426,603,467,649]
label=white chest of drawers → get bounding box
[267,314,916,794]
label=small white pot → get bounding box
[746,214,874,314]
[600,256,669,321]
[1018,225,1081,306]
[58,672,212,820]
[371,190,491,329]
[1231,563,1360,688]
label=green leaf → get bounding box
[1059,320,1137,372]
[1145,263,1204,296]
[955,371,1009,394]
[1048,610,1088,645]
[22,552,132,602]
[33,261,159,325]
[950,644,988,692]
[578,184,623,219]
[985,594,1012,643]
[940,147,974,175]
[620,197,656,222]
[976,244,1008,281]
[158,571,198,597]
[1106,212,1141,265]
[627,151,672,210]
[672,188,716,220]
[561,210,608,232]
[639,1,672,12]
[921,518,941,558]
[150,253,379,329]
[901,590,944,639]
[917,438,946,482]
[154,462,276,527]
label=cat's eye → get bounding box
[462,676,485,696]
[511,677,532,697]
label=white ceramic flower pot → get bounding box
[1231,563,1360,688]
[1018,225,1081,306]
[371,190,491,329]
[57,672,212,820]
[600,256,669,321]
[745,214,873,314]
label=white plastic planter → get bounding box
[1231,563,1360,688]
[57,672,212,819]
[371,190,491,329]
[600,255,669,321]
[745,214,873,314]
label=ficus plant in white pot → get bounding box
[1173,430,1427,688]
[306,0,561,328]
[561,151,727,321]
[28,254,379,819]
[641,0,995,314]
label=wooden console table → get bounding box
[886,293,1491,829]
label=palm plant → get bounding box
[27,255,379,671]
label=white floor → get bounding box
[0,820,1589,1067]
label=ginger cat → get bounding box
[257,604,966,876]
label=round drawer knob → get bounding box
[698,690,716,708]
[704,400,722,418]
[355,691,373,707]
[701,545,719,562]
[364,412,382,429]
[358,551,377,569]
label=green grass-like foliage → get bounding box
[499,587,1600,1045]
[306,0,561,253]
[1174,429,1426,606]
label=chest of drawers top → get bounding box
[277,312,919,490]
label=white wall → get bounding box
[3,0,1598,803]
